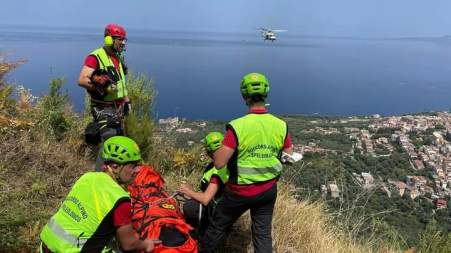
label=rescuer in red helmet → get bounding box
[78,23,132,170]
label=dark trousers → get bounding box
[183,199,218,237]
[201,183,277,253]
[92,105,124,171]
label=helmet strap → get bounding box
[115,51,126,67]
[245,95,266,107]
[106,164,126,187]
[242,94,250,106]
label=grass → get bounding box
[214,184,400,253]
[0,131,90,250]
[3,56,446,253]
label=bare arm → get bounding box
[283,145,293,155]
[179,183,219,206]
[78,66,96,91]
[117,224,161,252]
[213,145,234,169]
[283,133,294,155]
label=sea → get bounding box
[2,25,451,120]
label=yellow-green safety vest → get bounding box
[90,48,127,101]
[40,172,129,253]
[228,113,287,185]
[200,164,229,201]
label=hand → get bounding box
[178,183,194,197]
[143,238,162,252]
[91,74,111,86]
[281,152,294,164]
[281,151,302,165]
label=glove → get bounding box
[91,74,112,86]
[281,152,303,164]
[124,101,132,116]
[281,152,295,164]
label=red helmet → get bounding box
[104,23,126,39]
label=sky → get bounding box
[1,0,451,38]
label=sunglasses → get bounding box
[113,37,127,43]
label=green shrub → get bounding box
[0,85,16,113]
[416,219,450,253]
[124,72,156,161]
[369,218,406,251]
[0,56,23,114]
[35,78,76,140]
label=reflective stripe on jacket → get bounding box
[228,113,287,185]
[40,172,129,253]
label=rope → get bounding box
[131,190,182,239]
[145,192,180,207]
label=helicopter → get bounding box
[258,28,287,42]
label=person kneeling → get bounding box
[39,136,160,253]
[178,132,229,235]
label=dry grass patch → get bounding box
[218,184,396,253]
[0,130,92,251]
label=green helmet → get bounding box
[204,132,224,153]
[102,136,141,164]
[240,72,270,99]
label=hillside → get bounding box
[163,114,451,249]
[1,58,449,252]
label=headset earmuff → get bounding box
[104,35,113,46]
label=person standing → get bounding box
[178,132,229,235]
[39,136,160,253]
[78,23,131,144]
[201,73,293,253]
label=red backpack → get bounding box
[128,165,198,253]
